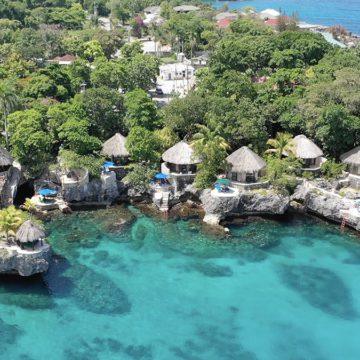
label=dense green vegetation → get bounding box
[0,0,359,189]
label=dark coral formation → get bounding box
[67,264,131,315]
[0,318,23,352]
[64,337,153,360]
[188,261,233,277]
[278,264,357,320]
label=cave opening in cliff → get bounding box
[14,181,34,206]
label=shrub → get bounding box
[302,171,314,180]
[123,163,156,193]
[320,160,346,179]
[272,175,298,195]
[59,149,104,178]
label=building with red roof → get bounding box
[47,54,77,65]
[264,16,294,29]
[217,18,232,29]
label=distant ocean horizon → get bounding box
[207,0,360,34]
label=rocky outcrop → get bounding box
[292,183,360,230]
[201,189,290,225]
[0,244,52,276]
[61,170,119,203]
[0,163,21,208]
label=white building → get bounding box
[143,14,165,26]
[141,40,171,56]
[259,9,281,20]
[159,63,195,81]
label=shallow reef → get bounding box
[1,206,360,360]
[188,261,234,277]
[66,264,131,315]
[278,264,357,320]
[0,318,23,351]
[64,337,153,360]
[46,205,135,260]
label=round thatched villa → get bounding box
[102,133,129,165]
[226,146,268,189]
[161,141,201,193]
[341,146,360,176]
[287,135,326,171]
[161,141,201,175]
[16,220,46,250]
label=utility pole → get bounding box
[92,0,98,29]
[94,0,98,18]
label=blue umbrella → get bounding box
[37,188,57,197]
[103,161,115,168]
[155,173,168,180]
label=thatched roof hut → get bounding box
[102,133,129,158]
[144,5,160,14]
[162,141,201,165]
[0,148,13,168]
[340,146,360,166]
[227,146,266,173]
[174,5,200,13]
[290,135,323,159]
[16,220,45,243]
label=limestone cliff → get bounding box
[201,189,290,225]
[0,164,21,208]
[0,244,52,276]
[292,183,360,230]
[61,170,119,203]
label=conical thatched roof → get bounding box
[290,135,323,159]
[227,146,266,173]
[0,148,13,167]
[16,220,45,243]
[340,145,360,165]
[162,141,201,165]
[102,133,129,158]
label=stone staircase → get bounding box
[153,191,170,212]
[160,192,170,211]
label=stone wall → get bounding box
[61,170,119,203]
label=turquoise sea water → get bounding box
[1,206,360,359]
[208,0,360,34]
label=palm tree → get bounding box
[192,124,229,153]
[0,206,25,243]
[191,124,230,188]
[22,198,36,219]
[0,79,19,149]
[266,132,294,159]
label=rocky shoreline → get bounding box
[117,179,360,235]
[2,177,359,277]
[200,183,359,232]
[72,178,360,233]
